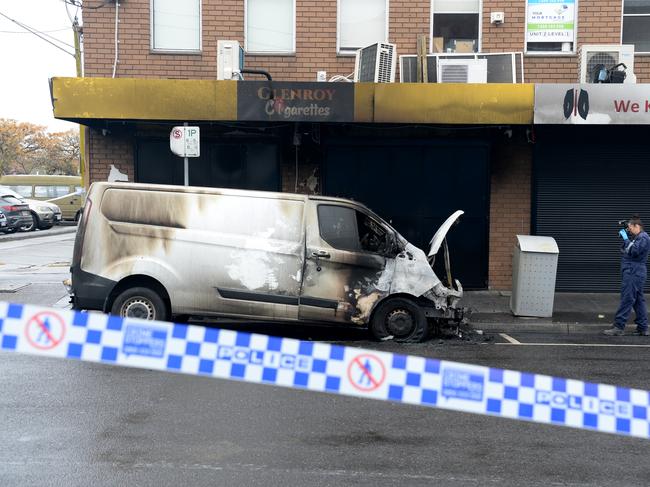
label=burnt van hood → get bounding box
[428,210,464,258]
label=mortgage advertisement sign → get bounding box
[237,82,355,122]
[526,0,575,43]
[535,84,650,124]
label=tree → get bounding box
[0,119,80,176]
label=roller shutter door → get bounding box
[534,143,650,292]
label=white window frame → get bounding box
[244,0,296,55]
[524,0,578,56]
[337,0,390,55]
[429,0,482,54]
[150,0,202,53]
[621,0,650,54]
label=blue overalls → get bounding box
[614,231,650,332]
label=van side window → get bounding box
[7,185,32,197]
[357,211,388,254]
[318,205,389,254]
[318,205,360,251]
[34,185,70,198]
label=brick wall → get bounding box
[489,137,532,290]
[83,0,648,82]
[87,130,135,183]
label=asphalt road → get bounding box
[1,232,649,486]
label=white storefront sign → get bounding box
[535,84,650,125]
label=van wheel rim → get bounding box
[121,298,155,320]
[386,309,414,337]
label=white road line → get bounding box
[499,333,521,344]
[496,343,650,347]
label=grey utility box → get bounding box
[510,235,559,318]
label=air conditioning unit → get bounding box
[400,53,523,83]
[354,42,396,83]
[437,58,487,83]
[578,44,636,83]
[217,40,245,80]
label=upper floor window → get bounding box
[338,0,389,54]
[525,0,576,54]
[246,0,295,54]
[431,0,480,53]
[151,0,201,52]
[623,0,650,53]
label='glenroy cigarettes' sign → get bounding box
[534,84,650,124]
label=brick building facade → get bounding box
[68,0,648,290]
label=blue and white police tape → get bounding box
[1,301,649,439]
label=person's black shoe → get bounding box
[603,327,625,336]
[632,329,649,336]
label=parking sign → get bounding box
[170,126,200,157]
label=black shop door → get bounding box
[135,140,280,191]
[323,140,490,289]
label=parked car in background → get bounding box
[0,186,61,231]
[0,175,84,222]
[0,196,32,233]
[0,211,7,231]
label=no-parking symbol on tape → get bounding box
[347,353,386,392]
[25,311,66,350]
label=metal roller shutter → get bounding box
[534,142,650,292]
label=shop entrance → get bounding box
[322,140,490,289]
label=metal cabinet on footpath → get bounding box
[510,235,559,318]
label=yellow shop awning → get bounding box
[51,77,534,125]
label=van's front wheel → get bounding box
[370,298,428,343]
[111,287,168,321]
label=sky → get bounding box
[0,0,80,133]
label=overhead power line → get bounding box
[0,11,75,57]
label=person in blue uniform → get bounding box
[604,215,650,336]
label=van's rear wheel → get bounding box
[370,298,428,343]
[111,287,168,321]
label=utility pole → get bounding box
[72,17,86,188]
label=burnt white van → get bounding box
[69,182,465,342]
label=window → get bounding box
[6,185,32,197]
[318,205,389,254]
[151,0,201,52]
[623,0,650,53]
[525,0,577,54]
[338,0,389,53]
[34,186,71,198]
[246,0,295,53]
[431,0,480,53]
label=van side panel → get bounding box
[81,187,305,320]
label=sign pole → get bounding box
[183,122,189,186]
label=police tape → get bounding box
[0,301,649,439]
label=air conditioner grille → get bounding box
[586,52,618,81]
[358,44,378,82]
[440,65,469,83]
[377,44,394,83]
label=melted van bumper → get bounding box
[68,266,116,312]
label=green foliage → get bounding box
[0,119,80,176]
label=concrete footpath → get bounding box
[464,290,629,333]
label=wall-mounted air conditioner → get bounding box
[399,52,524,83]
[578,44,636,83]
[437,58,487,83]
[354,42,396,83]
[217,40,245,80]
